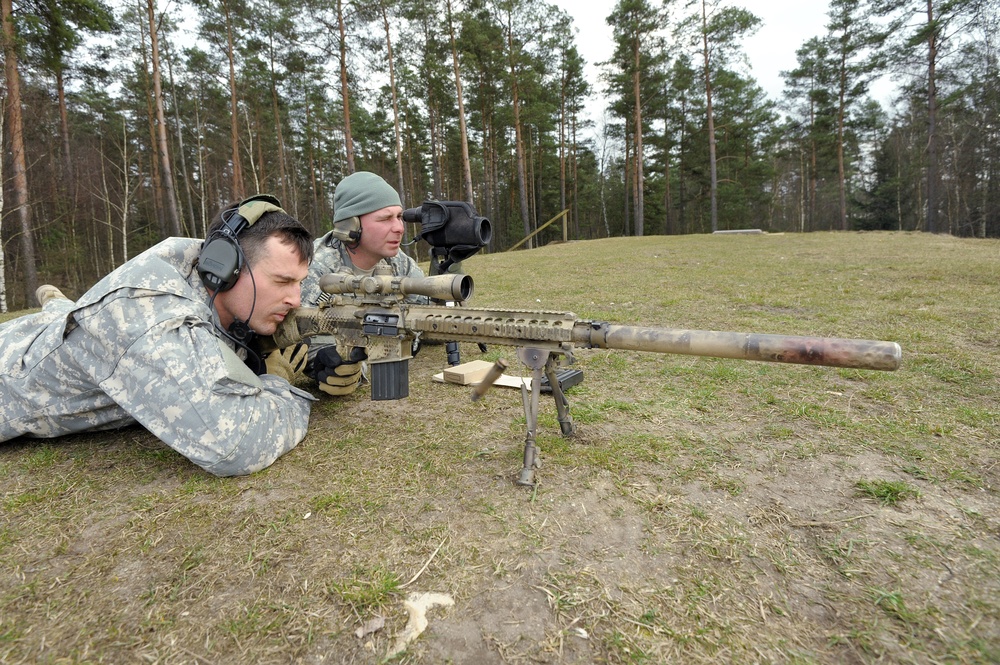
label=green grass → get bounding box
[325,566,402,614]
[854,479,921,506]
[1,232,998,663]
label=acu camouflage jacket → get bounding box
[0,238,314,476]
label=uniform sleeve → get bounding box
[300,239,345,365]
[100,316,315,476]
[301,235,347,307]
[300,259,326,308]
[396,253,426,278]
[395,254,431,304]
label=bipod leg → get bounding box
[516,348,549,487]
[544,355,576,437]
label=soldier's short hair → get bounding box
[207,202,314,269]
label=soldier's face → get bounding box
[218,236,308,336]
[353,205,404,269]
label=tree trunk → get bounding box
[194,100,208,238]
[800,147,806,233]
[836,48,849,231]
[268,32,289,203]
[528,124,538,232]
[506,15,532,247]
[337,0,355,174]
[165,44,196,234]
[379,1,406,204]
[447,0,474,206]
[679,93,688,233]
[809,98,818,230]
[2,0,37,303]
[632,36,644,236]
[0,96,7,312]
[480,92,494,221]
[382,18,407,201]
[571,113,579,238]
[224,0,244,197]
[702,0,719,233]
[147,0,182,236]
[56,68,73,189]
[559,61,568,218]
[925,0,939,233]
[137,1,165,236]
[245,106,262,191]
[55,66,79,286]
[305,95,321,230]
[664,153,673,235]
[624,123,631,235]
[428,100,442,199]
[98,134,114,269]
[118,118,132,263]
[599,115,611,237]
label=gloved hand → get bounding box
[263,344,310,384]
[314,345,367,396]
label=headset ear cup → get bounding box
[199,194,282,293]
[330,216,362,244]
[198,236,243,292]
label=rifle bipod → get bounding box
[515,347,576,487]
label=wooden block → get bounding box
[441,359,495,385]
[491,374,530,390]
[432,367,531,391]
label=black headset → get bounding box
[198,194,286,365]
[197,194,285,292]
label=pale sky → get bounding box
[548,0,835,123]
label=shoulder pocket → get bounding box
[216,337,264,389]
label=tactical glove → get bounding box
[314,345,367,396]
[263,344,310,384]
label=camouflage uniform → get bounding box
[0,238,314,476]
[300,230,427,306]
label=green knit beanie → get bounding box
[333,172,402,223]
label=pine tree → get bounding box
[1,0,38,302]
[607,0,669,237]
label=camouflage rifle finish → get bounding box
[273,272,902,373]
[272,271,901,485]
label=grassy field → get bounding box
[1,231,998,664]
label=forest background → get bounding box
[0,0,997,311]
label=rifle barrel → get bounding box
[576,323,901,371]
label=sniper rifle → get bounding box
[271,270,902,487]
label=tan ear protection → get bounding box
[329,216,362,244]
[198,194,285,292]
